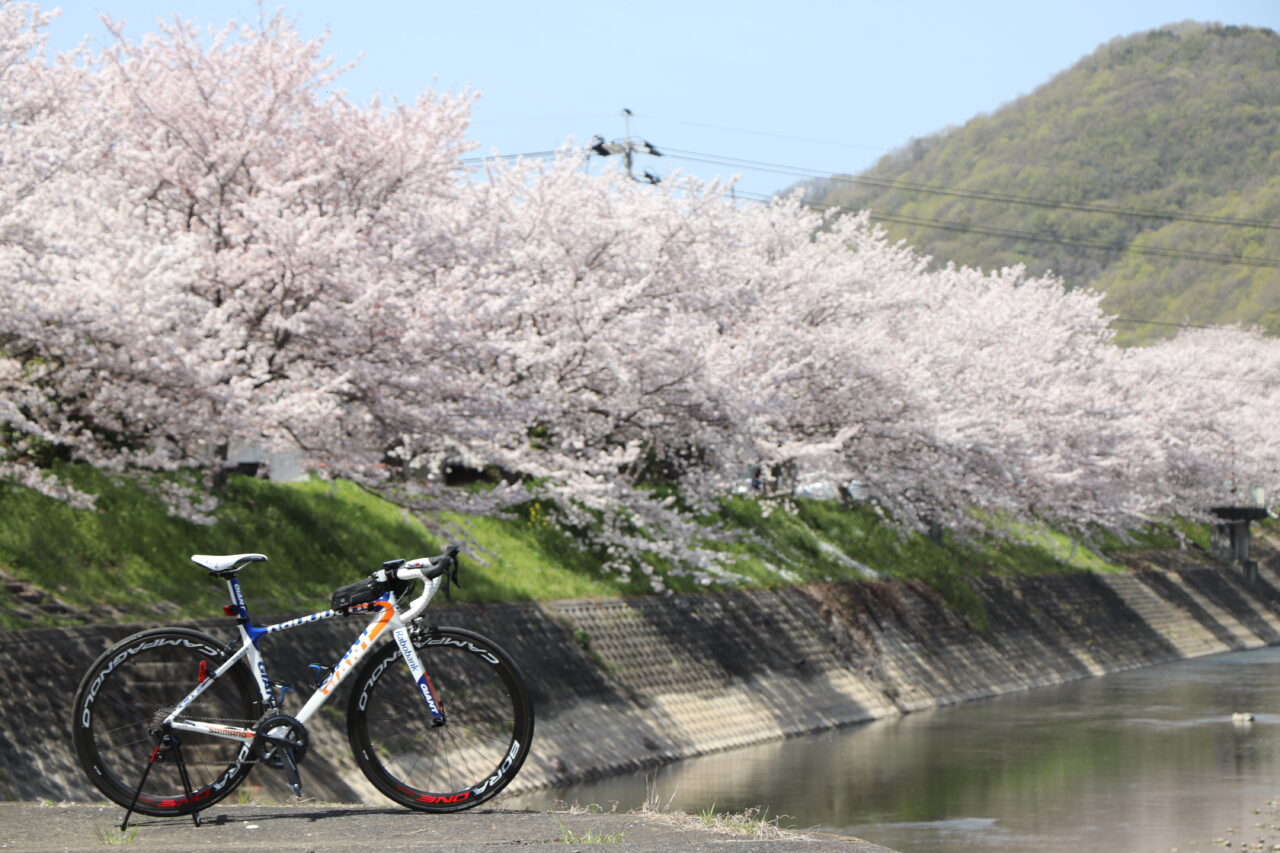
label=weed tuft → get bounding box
[94,826,137,846]
[557,822,626,844]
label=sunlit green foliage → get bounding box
[809,23,1280,344]
[0,468,1204,630]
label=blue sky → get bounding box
[43,1,1280,198]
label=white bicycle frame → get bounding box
[163,559,448,744]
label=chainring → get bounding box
[253,713,309,769]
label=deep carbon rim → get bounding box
[72,629,260,815]
[347,627,533,812]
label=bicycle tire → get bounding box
[72,627,262,816]
[347,625,534,812]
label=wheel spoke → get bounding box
[349,631,531,809]
[73,631,258,816]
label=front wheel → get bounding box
[71,627,262,816]
[347,626,534,812]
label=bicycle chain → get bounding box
[167,715,258,724]
[152,713,271,767]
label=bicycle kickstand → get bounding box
[170,736,203,827]
[121,731,203,832]
[120,735,164,832]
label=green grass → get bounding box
[557,823,626,844]
[0,468,449,624]
[93,825,137,846]
[435,504,634,601]
[699,497,1196,626]
[0,465,1212,629]
[0,465,670,628]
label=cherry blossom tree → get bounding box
[0,0,123,507]
[692,199,1280,539]
[1117,326,1280,515]
[89,10,476,473]
[2,5,477,516]
[4,2,1280,586]
[334,155,761,583]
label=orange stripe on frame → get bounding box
[367,601,394,642]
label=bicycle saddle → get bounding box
[190,553,268,574]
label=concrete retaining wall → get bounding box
[3,541,1279,804]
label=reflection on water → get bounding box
[512,646,1280,852]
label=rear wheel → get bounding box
[347,626,533,812]
[72,628,262,816]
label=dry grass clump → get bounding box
[635,780,805,840]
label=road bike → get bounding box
[71,545,534,830]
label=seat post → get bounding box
[222,573,251,623]
[221,573,272,650]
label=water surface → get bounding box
[513,646,1280,852]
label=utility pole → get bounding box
[588,108,663,184]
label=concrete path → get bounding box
[0,802,897,852]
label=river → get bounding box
[513,645,1280,852]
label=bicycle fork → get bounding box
[394,626,447,727]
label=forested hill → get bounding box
[803,22,1280,344]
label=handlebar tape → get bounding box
[423,544,461,582]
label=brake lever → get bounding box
[441,555,461,601]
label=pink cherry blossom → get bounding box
[3,4,1278,585]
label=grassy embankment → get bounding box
[0,465,1207,630]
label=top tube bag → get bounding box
[331,575,408,612]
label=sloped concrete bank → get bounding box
[4,542,1280,805]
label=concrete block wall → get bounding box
[3,546,1279,804]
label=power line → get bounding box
[459,142,1280,233]
[1110,317,1229,331]
[470,114,614,124]
[634,114,891,154]
[665,147,1280,232]
[732,190,1280,271]
[462,146,1280,267]
[867,210,1280,269]
[457,146,1279,330]
[730,189,1277,337]
[460,151,559,164]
